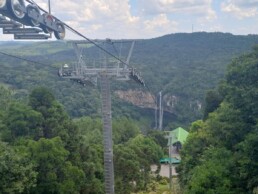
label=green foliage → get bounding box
[29,87,55,110]
[74,116,103,145]
[179,44,258,193]
[186,147,235,194]
[0,141,37,193]
[0,86,14,139]
[1,33,258,193]
[146,180,159,192]
[128,135,163,167]
[75,117,105,194]
[237,129,258,191]
[74,116,163,194]
[113,117,141,144]
[205,102,248,148]
[203,89,223,120]
[189,120,204,132]
[128,135,163,189]
[225,54,258,125]
[114,135,163,193]
[147,130,168,150]
[79,145,104,194]
[1,33,258,128]
[0,82,166,194]
[177,124,210,186]
[28,87,82,163]
[2,102,43,141]
[159,178,168,185]
[114,145,142,194]
[27,137,84,194]
[29,87,70,139]
[0,85,12,111]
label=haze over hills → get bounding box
[0,32,258,128]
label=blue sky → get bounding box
[1,0,258,40]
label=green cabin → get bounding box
[168,127,189,146]
[160,127,189,164]
[159,157,181,164]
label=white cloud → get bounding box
[144,14,171,29]
[221,0,258,19]
[44,0,178,39]
[0,0,256,40]
[27,0,212,39]
[144,14,178,34]
[138,0,216,20]
[50,0,141,38]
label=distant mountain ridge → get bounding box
[0,32,258,128]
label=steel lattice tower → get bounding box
[59,40,145,194]
[100,73,115,193]
[0,2,145,193]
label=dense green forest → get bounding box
[178,45,258,193]
[1,32,258,193]
[1,32,258,128]
[0,86,166,193]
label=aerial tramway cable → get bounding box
[0,50,55,70]
[23,0,136,69]
[2,0,158,106]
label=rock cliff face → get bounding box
[115,90,156,109]
[163,94,178,109]
[115,90,203,113]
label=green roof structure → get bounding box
[168,127,189,146]
[159,157,181,164]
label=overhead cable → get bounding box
[0,51,49,66]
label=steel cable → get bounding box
[15,0,158,106]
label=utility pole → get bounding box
[165,132,173,193]
[168,135,173,193]
[155,100,158,129]
[158,91,163,130]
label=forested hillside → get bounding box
[1,32,258,128]
[1,32,258,193]
[178,46,258,193]
[0,86,164,193]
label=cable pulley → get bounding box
[0,0,65,39]
[8,0,26,19]
[0,0,7,9]
[26,3,40,26]
[0,0,156,106]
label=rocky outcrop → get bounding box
[163,94,178,108]
[115,90,202,112]
[115,90,156,109]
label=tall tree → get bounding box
[2,102,43,141]
[114,145,142,194]
[0,141,37,193]
[127,135,163,190]
[178,44,258,193]
[238,129,258,193]
[27,137,84,194]
[185,147,236,194]
[29,87,69,139]
[203,89,223,120]
[29,87,81,163]
[113,117,140,144]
